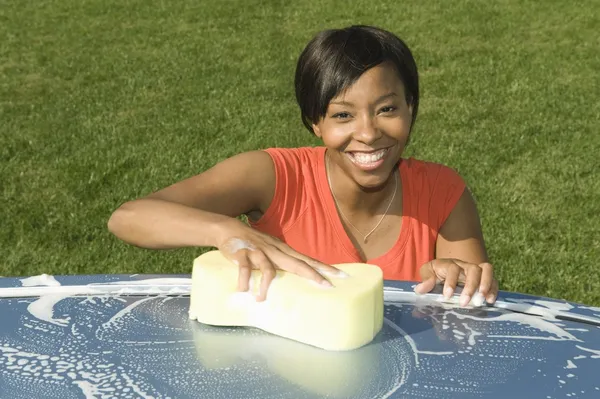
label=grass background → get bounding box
[1,0,599,306]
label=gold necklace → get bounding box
[326,152,398,243]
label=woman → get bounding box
[108,25,498,306]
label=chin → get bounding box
[355,176,393,193]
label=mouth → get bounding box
[345,148,390,171]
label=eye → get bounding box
[379,105,397,114]
[332,112,351,119]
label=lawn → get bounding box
[1,0,599,306]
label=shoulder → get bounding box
[400,157,465,188]
[400,157,467,231]
[261,146,324,165]
[260,146,324,180]
[248,146,324,227]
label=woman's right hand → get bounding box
[216,219,344,302]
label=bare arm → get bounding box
[435,188,488,264]
[107,150,275,249]
[415,188,498,305]
[107,150,339,299]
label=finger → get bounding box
[275,244,346,279]
[268,249,333,287]
[441,261,462,299]
[221,249,252,292]
[486,279,499,304]
[305,258,347,279]
[248,251,277,302]
[235,253,252,292]
[415,261,437,294]
[477,262,494,296]
[460,264,482,307]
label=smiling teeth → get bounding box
[351,149,386,164]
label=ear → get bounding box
[312,123,322,138]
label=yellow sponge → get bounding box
[188,250,384,351]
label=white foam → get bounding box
[415,350,454,356]
[534,300,574,312]
[97,278,192,286]
[450,312,580,341]
[316,267,350,279]
[576,345,600,358]
[20,274,61,287]
[462,323,483,346]
[100,297,156,330]
[377,319,412,398]
[222,238,255,253]
[383,318,421,366]
[121,372,154,399]
[385,290,487,308]
[565,360,577,369]
[0,279,193,299]
[505,298,577,313]
[26,294,70,326]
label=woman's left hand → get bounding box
[414,258,498,307]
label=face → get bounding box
[312,61,413,190]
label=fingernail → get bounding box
[232,260,239,266]
[414,283,423,294]
[487,294,496,303]
[460,294,470,307]
[443,287,453,298]
[472,292,485,307]
[321,280,333,287]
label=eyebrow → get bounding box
[330,92,398,106]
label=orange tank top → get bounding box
[249,146,466,282]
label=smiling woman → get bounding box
[107,25,497,307]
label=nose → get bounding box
[352,113,381,144]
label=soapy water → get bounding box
[20,274,61,287]
[222,238,256,254]
[0,278,598,398]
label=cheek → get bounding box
[381,117,411,139]
[320,124,354,147]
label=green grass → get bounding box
[2,0,599,306]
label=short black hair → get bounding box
[294,25,419,134]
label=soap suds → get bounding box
[533,300,574,312]
[100,297,156,330]
[222,238,256,253]
[20,274,61,287]
[316,267,350,279]
[450,312,580,341]
[26,295,71,326]
[384,295,599,397]
[96,278,192,286]
[565,360,577,369]
[0,280,597,398]
[576,346,600,358]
